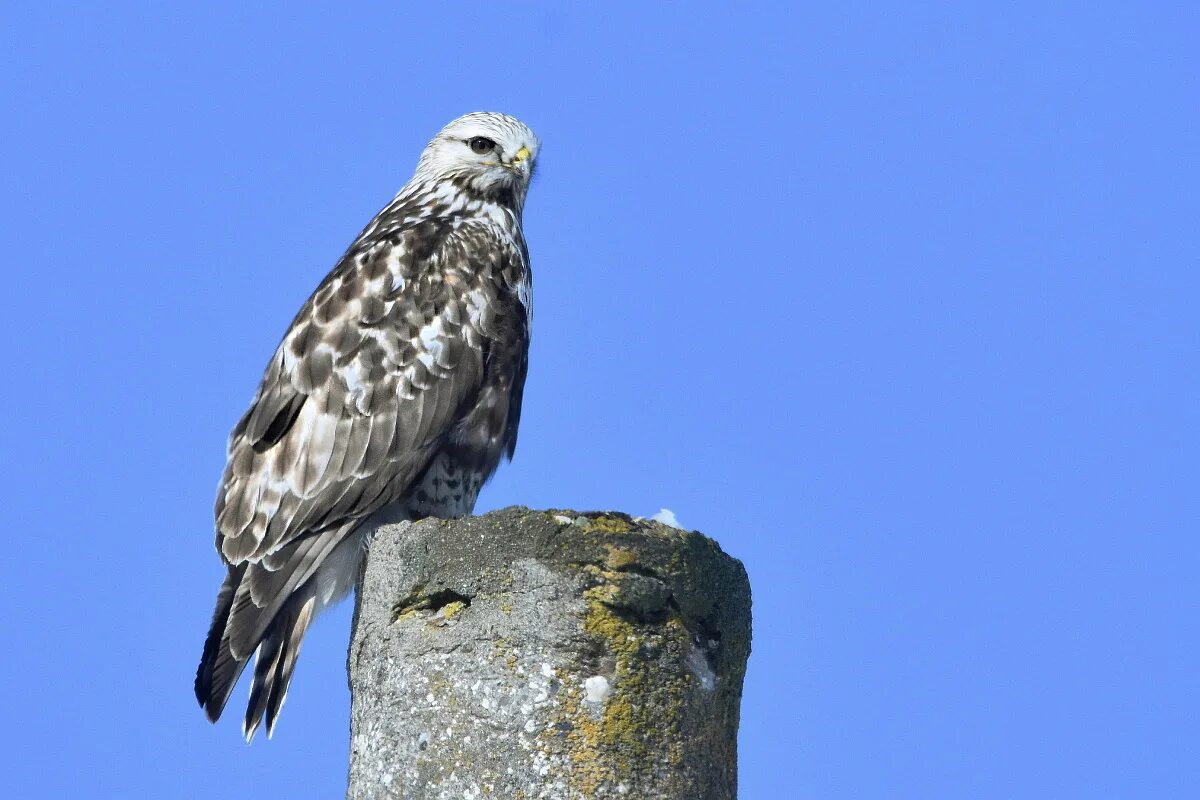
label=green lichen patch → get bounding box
[603,545,637,571]
[492,638,520,672]
[535,564,691,796]
[584,515,633,535]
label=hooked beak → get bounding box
[505,145,533,170]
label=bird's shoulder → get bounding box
[278,196,527,379]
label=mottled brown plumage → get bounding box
[195,112,539,740]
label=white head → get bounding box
[414,112,540,205]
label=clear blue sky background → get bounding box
[0,3,1194,798]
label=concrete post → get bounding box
[347,507,752,799]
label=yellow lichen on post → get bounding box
[603,545,637,571]
[585,515,633,535]
[537,560,691,796]
[429,600,467,626]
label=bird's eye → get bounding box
[467,137,496,155]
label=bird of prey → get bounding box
[194,112,540,741]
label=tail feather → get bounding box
[195,565,250,722]
[244,591,317,741]
[268,595,316,732]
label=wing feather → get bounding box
[214,231,497,564]
[291,396,340,497]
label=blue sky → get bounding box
[1,3,1195,797]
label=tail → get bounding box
[195,524,360,740]
[194,565,320,741]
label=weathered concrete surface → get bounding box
[347,506,752,800]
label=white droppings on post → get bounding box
[584,675,612,703]
[650,508,684,529]
[685,645,717,691]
